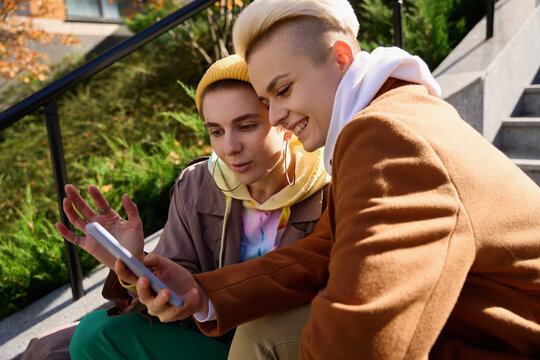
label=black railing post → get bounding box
[393,0,404,48]
[486,0,495,39]
[44,100,84,300]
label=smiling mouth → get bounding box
[290,118,308,136]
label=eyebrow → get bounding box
[266,73,290,93]
[204,113,260,128]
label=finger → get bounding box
[55,222,86,248]
[142,253,163,269]
[153,298,184,323]
[55,222,77,243]
[147,289,176,320]
[88,186,114,216]
[122,194,142,225]
[137,277,171,313]
[136,276,155,304]
[63,198,89,233]
[156,289,198,322]
[65,184,97,220]
[155,288,173,308]
[57,222,119,268]
[180,288,202,314]
[55,221,71,237]
[183,288,200,306]
[184,288,210,318]
[115,259,138,285]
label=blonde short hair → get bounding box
[233,0,359,61]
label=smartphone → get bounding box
[85,222,184,307]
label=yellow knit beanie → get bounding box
[195,54,250,111]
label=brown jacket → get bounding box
[194,80,540,359]
[103,157,327,315]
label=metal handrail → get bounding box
[0,0,215,300]
[0,0,214,131]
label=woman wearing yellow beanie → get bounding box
[24,55,329,360]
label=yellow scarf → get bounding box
[208,136,330,210]
[207,136,330,267]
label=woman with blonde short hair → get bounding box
[134,0,540,358]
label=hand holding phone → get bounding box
[86,222,183,307]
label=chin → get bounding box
[301,140,318,153]
[236,174,255,186]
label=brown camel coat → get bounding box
[194,80,540,359]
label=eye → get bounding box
[277,83,291,97]
[239,123,257,131]
[208,128,224,137]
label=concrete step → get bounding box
[523,84,540,116]
[501,117,540,156]
[511,158,540,186]
[0,230,162,360]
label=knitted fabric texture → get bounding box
[195,54,250,110]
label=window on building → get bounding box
[65,0,135,22]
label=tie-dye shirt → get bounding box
[239,207,287,262]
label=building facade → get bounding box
[24,0,135,22]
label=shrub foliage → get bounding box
[353,0,487,69]
[0,32,210,319]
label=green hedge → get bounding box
[0,108,209,320]
[0,31,209,319]
[353,0,486,69]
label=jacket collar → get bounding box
[194,162,228,217]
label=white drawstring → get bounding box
[218,196,232,268]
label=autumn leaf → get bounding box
[101,184,113,193]
[0,0,79,82]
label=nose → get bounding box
[268,101,288,127]
[223,132,242,156]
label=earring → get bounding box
[212,159,241,192]
[283,132,296,186]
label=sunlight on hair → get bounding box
[232,0,359,58]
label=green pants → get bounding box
[70,309,230,360]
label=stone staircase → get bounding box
[500,71,540,185]
[433,0,540,187]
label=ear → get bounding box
[332,40,354,74]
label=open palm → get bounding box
[55,184,144,269]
